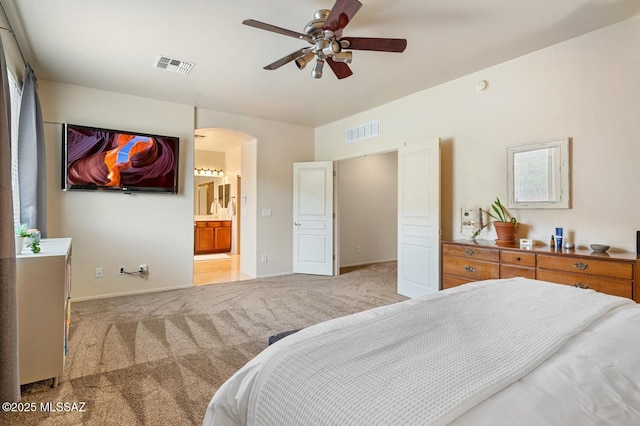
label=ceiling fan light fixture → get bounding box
[321,40,341,56]
[314,9,330,20]
[311,58,325,78]
[295,52,315,70]
[333,51,352,64]
[243,0,407,80]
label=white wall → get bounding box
[338,152,398,267]
[240,137,257,277]
[36,82,314,299]
[39,81,195,300]
[194,150,225,169]
[317,16,640,254]
[226,145,241,254]
[195,109,315,277]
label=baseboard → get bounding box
[340,258,397,269]
[70,283,194,302]
[256,271,293,279]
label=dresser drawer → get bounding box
[537,270,633,299]
[500,250,536,267]
[442,275,473,290]
[443,257,499,281]
[537,255,633,279]
[442,244,499,262]
[500,265,536,279]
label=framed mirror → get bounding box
[196,181,216,215]
[218,183,231,208]
[507,138,570,209]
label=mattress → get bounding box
[203,277,640,425]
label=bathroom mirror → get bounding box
[196,181,216,215]
[218,183,231,208]
[507,138,570,209]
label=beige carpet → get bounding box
[1,262,405,426]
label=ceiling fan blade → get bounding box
[243,19,313,42]
[326,57,353,79]
[341,37,407,53]
[263,48,310,70]
[323,0,363,33]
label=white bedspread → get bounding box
[203,278,640,426]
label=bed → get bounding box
[203,277,640,425]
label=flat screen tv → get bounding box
[62,123,179,194]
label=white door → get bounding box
[293,161,334,275]
[398,139,441,297]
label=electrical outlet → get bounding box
[95,267,103,278]
[119,266,125,275]
[460,205,481,236]
[461,205,475,230]
[139,264,148,275]
[356,246,361,253]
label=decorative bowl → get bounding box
[590,244,610,253]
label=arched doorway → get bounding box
[193,128,255,285]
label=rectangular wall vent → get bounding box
[153,55,195,75]
[345,120,380,143]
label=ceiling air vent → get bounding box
[153,55,195,75]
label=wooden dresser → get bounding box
[442,240,639,302]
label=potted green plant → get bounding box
[14,223,29,255]
[14,223,41,254]
[472,197,518,245]
[28,235,41,254]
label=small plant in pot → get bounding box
[14,223,41,254]
[14,223,29,255]
[15,223,30,238]
[472,197,518,245]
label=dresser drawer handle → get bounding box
[514,257,521,261]
[573,283,590,289]
[465,249,474,256]
[573,262,589,270]
[464,265,476,272]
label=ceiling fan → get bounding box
[242,0,407,79]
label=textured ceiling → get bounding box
[3,0,639,127]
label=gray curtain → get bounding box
[17,64,46,237]
[0,36,21,403]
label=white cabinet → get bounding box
[16,238,72,387]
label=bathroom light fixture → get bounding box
[194,168,224,177]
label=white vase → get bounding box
[15,236,24,255]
